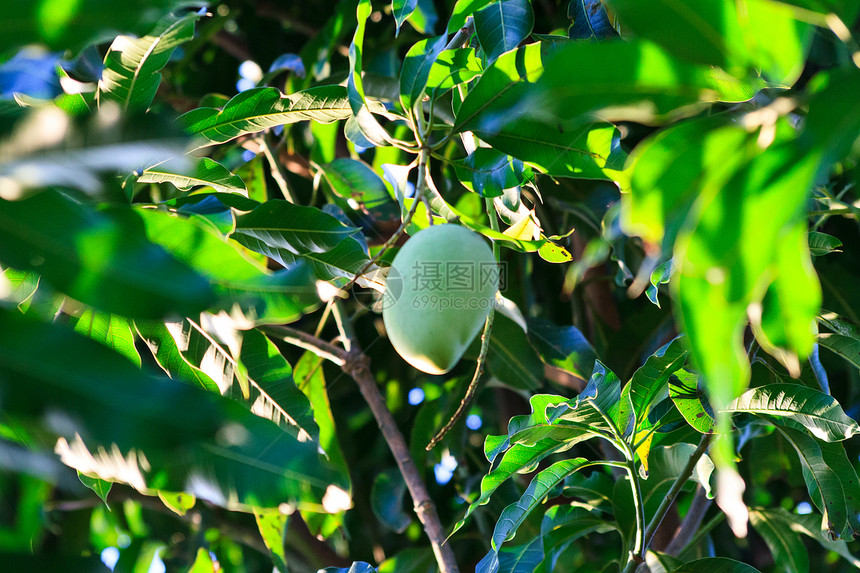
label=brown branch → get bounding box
[665,485,713,556]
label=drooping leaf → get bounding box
[0,308,345,511]
[474,0,534,64]
[526,318,597,382]
[98,12,199,111]
[136,320,220,393]
[78,472,112,507]
[392,0,419,35]
[254,508,290,572]
[646,259,673,307]
[0,191,214,319]
[347,0,392,146]
[138,157,246,195]
[568,0,618,40]
[71,309,141,367]
[606,0,811,85]
[181,86,353,146]
[400,34,448,112]
[370,468,411,533]
[726,384,859,442]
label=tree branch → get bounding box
[664,485,713,556]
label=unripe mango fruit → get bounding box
[382,224,498,374]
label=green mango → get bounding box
[382,224,498,374]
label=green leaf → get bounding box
[72,310,141,367]
[157,491,196,516]
[136,321,220,392]
[233,199,362,255]
[134,207,318,325]
[641,444,714,504]
[474,0,534,64]
[529,39,767,127]
[526,318,597,382]
[478,458,596,571]
[817,332,860,372]
[623,336,689,435]
[808,232,843,256]
[0,308,344,511]
[606,0,811,84]
[400,35,448,112]
[0,191,214,319]
[673,557,762,573]
[453,147,523,198]
[254,508,290,572]
[448,0,495,33]
[759,507,860,568]
[347,0,392,147]
[181,86,353,146]
[569,0,618,40]
[370,468,411,533]
[319,159,396,213]
[646,259,673,308]
[139,157,246,195]
[454,43,628,181]
[496,536,544,573]
[774,424,852,540]
[750,510,809,573]
[547,361,626,441]
[98,12,198,111]
[392,0,419,35]
[78,472,112,507]
[726,384,859,442]
[426,48,483,92]
[669,370,715,434]
[488,314,544,391]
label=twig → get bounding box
[426,309,494,450]
[264,325,348,365]
[444,17,475,51]
[665,485,712,556]
[330,301,460,573]
[259,135,295,203]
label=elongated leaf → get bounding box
[319,159,395,213]
[0,191,213,319]
[347,0,392,146]
[139,157,246,195]
[400,35,448,112]
[254,508,289,572]
[726,384,859,442]
[759,507,860,568]
[72,309,141,367]
[569,0,617,40]
[488,314,544,391]
[448,0,495,33]
[232,199,361,254]
[454,42,628,181]
[808,232,843,256]
[673,558,762,573]
[646,259,674,307]
[606,0,810,84]
[392,0,419,35]
[547,361,625,440]
[526,318,597,381]
[621,336,688,434]
[0,309,344,511]
[818,333,860,371]
[474,0,534,64]
[477,458,594,573]
[496,536,544,573]
[136,321,220,392]
[181,86,352,145]
[99,12,198,110]
[669,370,715,433]
[774,424,852,540]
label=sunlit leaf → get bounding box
[78,471,112,507]
[71,309,141,367]
[400,34,448,112]
[254,507,289,572]
[474,0,534,64]
[139,157,246,195]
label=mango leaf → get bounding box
[426,48,482,92]
[181,86,353,146]
[488,314,544,391]
[322,563,378,573]
[669,370,715,434]
[99,12,199,111]
[561,472,616,513]
[568,0,617,40]
[136,321,220,392]
[817,333,860,372]
[157,491,196,516]
[526,318,597,381]
[606,0,811,85]
[529,39,766,127]
[539,505,618,569]
[347,0,392,146]
[547,361,626,441]
[254,508,290,572]
[757,507,860,568]
[474,0,534,64]
[808,232,843,256]
[232,199,361,254]
[496,536,544,573]
[476,458,596,573]
[0,191,214,319]
[448,0,495,33]
[134,207,318,324]
[78,472,112,507]
[319,159,396,213]
[400,34,448,112]
[0,308,344,511]
[71,309,141,367]
[774,424,853,540]
[138,157,246,195]
[453,148,524,198]
[640,444,714,507]
[646,259,673,307]
[371,468,411,533]
[621,336,688,435]
[392,0,419,35]
[454,43,628,181]
[725,384,859,442]
[673,558,762,573]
